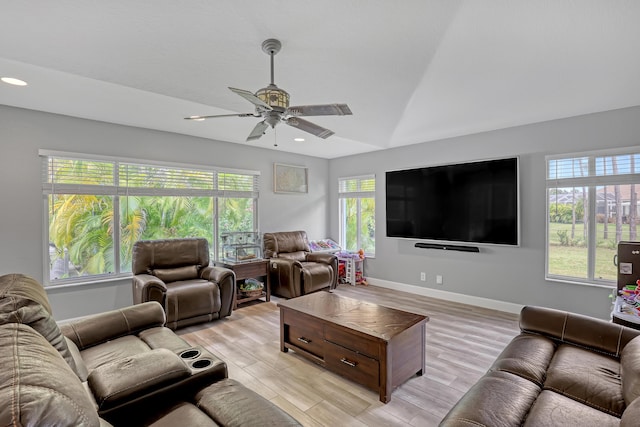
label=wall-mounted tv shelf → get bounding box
[414,242,480,253]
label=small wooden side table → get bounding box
[214,259,270,309]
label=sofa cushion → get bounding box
[61,301,166,350]
[0,273,80,377]
[300,262,333,293]
[132,238,210,275]
[519,305,638,357]
[544,343,624,416]
[439,370,541,427]
[195,378,300,426]
[165,280,221,326]
[0,323,100,427]
[621,335,640,405]
[278,251,308,262]
[523,390,620,427]
[139,326,194,353]
[81,335,152,372]
[147,402,219,427]
[263,231,311,258]
[490,334,556,386]
[88,349,190,412]
[152,265,199,282]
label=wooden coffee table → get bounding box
[278,291,428,403]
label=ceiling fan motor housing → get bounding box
[256,84,289,111]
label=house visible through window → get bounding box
[41,151,259,286]
[546,149,640,285]
[339,175,375,256]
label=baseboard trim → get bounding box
[365,277,523,314]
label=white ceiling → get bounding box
[1,1,639,159]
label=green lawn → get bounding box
[548,222,634,280]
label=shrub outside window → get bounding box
[339,175,375,256]
[42,151,259,286]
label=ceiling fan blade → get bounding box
[286,104,352,117]
[246,121,269,141]
[229,87,273,111]
[184,113,256,120]
[286,117,334,139]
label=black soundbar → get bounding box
[414,242,480,253]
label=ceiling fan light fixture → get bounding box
[256,85,289,110]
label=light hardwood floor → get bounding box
[177,285,520,426]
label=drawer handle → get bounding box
[297,337,311,344]
[340,357,357,367]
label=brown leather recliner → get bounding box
[132,238,235,330]
[263,231,338,298]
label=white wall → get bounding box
[3,104,640,321]
[329,106,640,319]
[0,105,329,320]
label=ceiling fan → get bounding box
[185,39,352,142]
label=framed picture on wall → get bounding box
[274,163,308,193]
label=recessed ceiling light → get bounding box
[1,77,28,86]
[188,116,205,121]
[294,138,305,142]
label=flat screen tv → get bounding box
[386,157,519,246]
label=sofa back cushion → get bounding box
[621,335,640,405]
[0,273,80,377]
[263,231,310,259]
[0,323,100,427]
[132,238,209,275]
[519,305,640,357]
[152,265,200,283]
[60,301,166,351]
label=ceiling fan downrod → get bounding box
[261,39,281,86]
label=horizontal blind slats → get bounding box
[338,174,375,195]
[42,155,259,196]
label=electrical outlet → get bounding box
[436,275,443,285]
[420,272,426,281]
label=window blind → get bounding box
[42,154,259,197]
[338,174,375,198]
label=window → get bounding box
[546,149,640,285]
[42,151,259,286]
[339,175,375,255]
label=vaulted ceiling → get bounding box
[1,1,639,158]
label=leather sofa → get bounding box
[132,238,235,330]
[440,306,640,427]
[263,230,338,298]
[0,273,300,426]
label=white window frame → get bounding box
[40,150,260,287]
[338,174,376,256]
[546,147,640,287]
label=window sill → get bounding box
[44,274,132,291]
[546,276,615,290]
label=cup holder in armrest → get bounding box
[191,358,213,369]
[179,349,201,359]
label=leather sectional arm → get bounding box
[132,274,167,305]
[59,302,166,351]
[270,258,302,298]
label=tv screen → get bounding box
[386,157,519,246]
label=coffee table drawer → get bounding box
[283,311,324,358]
[325,325,378,359]
[325,341,379,390]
